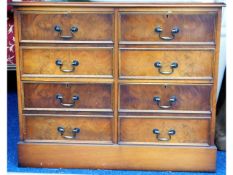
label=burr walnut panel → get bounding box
[23,83,113,111]
[20,12,114,41]
[11,1,223,171]
[25,116,113,143]
[119,49,214,80]
[120,13,216,42]
[21,47,113,77]
[119,84,212,112]
[119,117,209,145]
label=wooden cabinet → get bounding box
[11,0,224,172]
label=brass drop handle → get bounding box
[57,127,80,139]
[54,25,78,39]
[154,62,178,75]
[153,128,176,141]
[56,94,79,107]
[154,26,179,40]
[55,59,79,73]
[153,96,177,109]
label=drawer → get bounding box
[25,115,113,143]
[119,117,210,145]
[120,13,215,42]
[119,49,214,80]
[119,84,211,112]
[20,12,113,41]
[23,83,113,111]
[21,47,113,78]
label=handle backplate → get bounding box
[153,96,177,109]
[154,61,178,75]
[54,25,78,39]
[155,26,179,41]
[56,94,79,107]
[55,59,79,73]
[57,127,80,139]
[153,128,176,141]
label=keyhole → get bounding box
[164,85,167,89]
[166,14,169,18]
[65,84,70,88]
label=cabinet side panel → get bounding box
[14,9,24,140]
[210,8,222,145]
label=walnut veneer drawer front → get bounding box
[20,12,113,42]
[21,47,113,78]
[25,116,113,143]
[120,49,214,80]
[120,13,215,42]
[12,1,223,171]
[23,83,113,111]
[119,117,210,145]
[120,84,211,112]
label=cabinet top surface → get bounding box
[10,0,225,7]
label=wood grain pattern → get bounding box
[120,49,214,79]
[22,77,114,83]
[11,2,223,171]
[25,115,113,142]
[23,83,113,110]
[20,12,114,41]
[210,9,222,145]
[120,13,216,42]
[21,47,113,77]
[14,10,25,140]
[119,113,211,118]
[10,1,225,8]
[118,79,213,84]
[120,84,212,112]
[119,117,209,145]
[18,143,217,171]
[113,8,119,144]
